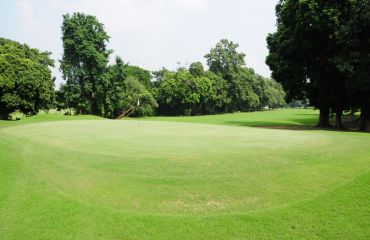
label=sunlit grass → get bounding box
[0,109,369,239]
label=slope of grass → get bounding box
[0,109,369,239]
[0,113,103,129]
[144,108,319,127]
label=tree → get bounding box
[123,65,152,90]
[266,0,350,127]
[205,39,246,76]
[189,62,205,77]
[156,69,198,116]
[0,38,55,119]
[118,77,158,118]
[205,39,259,112]
[154,40,286,116]
[156,68,216,116]
[60,12,111,116]
[55,84,69,113]
[103,57,126,118]
[230,68,260,111]
[255,76,286,109]
[336,0,370,131]
[203,70,229,114]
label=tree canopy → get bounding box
[0,38,55,119]
[60,12,111,116]
[58,16,286,119]
[1,13,287,121]
[266,0,370,130]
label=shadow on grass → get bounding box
[224,120,315,130]
[223,112,318,127]
[223,114,368,133]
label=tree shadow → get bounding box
[223,120,315,129]
[223,114,368,133]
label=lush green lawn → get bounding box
[0,109,369,239]
[144,108,319,127]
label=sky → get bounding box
[0,0,278,87]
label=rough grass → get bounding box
[0,109,369,239]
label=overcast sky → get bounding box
[0,0,278,87]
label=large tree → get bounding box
[266,0,349,127]
[336,0,370,131]
[60,12,111,116]
[0,38,55,119]
[205,39,259,112]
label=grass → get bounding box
[0,109,369,239]
[143,108,319,127]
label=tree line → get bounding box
[266,0,370,131]
[154,40,285,116]
[0,12,286,120]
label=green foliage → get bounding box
[0,38,55,119]
[204,39,279,113]
[189,62,205,77]
[59,13,157,119]
[102,56,126,118]
[156,68,214,115]
[335,0,370,130]
[60,12,111,116]
[56,13,286,118]
[257,76,286,109]
[266,0,370,129]
[155,40,286,116]
[101,58,157,118]
[123,65,152,90]
[288,99,310,109]
[121,77,158,117]
[228,68,260,112]
[205,39,246,76]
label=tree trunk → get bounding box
[0,110,10,120]
[91,95,99,116]
[335,109,344,129]
[317,107,331,128]
[359,105,370,131]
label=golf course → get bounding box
[2,0,370,238]
[0,109,369,239]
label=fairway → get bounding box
[0,110,369,239]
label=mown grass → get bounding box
[0,109,369,239]
[144,108,319,127]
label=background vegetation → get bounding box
[1,12,286,121]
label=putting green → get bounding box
[0,114,369,239]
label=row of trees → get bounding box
[1,27,285,121]
[57,13,286,118]
[266,0,370,130]
[154,59,285,116]
[0,13,286,120]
